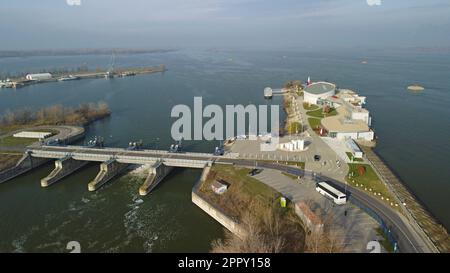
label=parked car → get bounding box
[249,169,263,176]
[314,155,321,161]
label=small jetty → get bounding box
[264,87,287,99]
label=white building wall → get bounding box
[351,111,370,124]
[357,131,374,141]
[304,90,335,105]
[335,131,374,141]
[303,93,320,105]
[336,132,358,140]
[26,73,52,81]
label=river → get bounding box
[0,48,449,252]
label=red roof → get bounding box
[296,202,322,225]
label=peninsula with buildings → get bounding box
[194,78,449,253]
[0,76,448,253]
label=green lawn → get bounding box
[258,160,305,169]
[346,152,364,162]
[308,118,321,130]
[0,128,58,148]
[209,164,277,199]
[287,121,302,134]
[306,108,337,118]
[346,164,394,201]
[281,161,305,169]
[0,136,38,147]
[303,103,319,111]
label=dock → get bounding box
[0,65,166,89]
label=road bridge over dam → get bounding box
[21,145,233,194]
[0,144,441,252]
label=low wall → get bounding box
[192,166,247,239]
[0,154,50,184]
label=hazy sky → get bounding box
[1,0,449,50]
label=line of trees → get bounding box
[211,202,305,253]
[0,101,111,127]
[211,197,346,253]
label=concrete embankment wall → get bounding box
[64,129,85,144]
[192,166,247,239]
[0,153,50,184]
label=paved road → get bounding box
[26,144,432,253]
[216,158,432,253]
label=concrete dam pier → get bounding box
[139,162,174,196]
[2,143,219,195]
[88,159,129,191]
[41,156,89,187]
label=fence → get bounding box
[349,196,399,252]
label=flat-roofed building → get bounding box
[211,180,229,195]
[346,138,363,159]
[13,131,53,139]
[321,106,374,141]
[25,73,52,81]
[295,202,323,234]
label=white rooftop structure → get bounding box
[278,139,305,152]
[346,138,363,159]
[13,131,53,139]
[303,82,336,105]
[25,73,52,81]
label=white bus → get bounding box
[316,182,347,205]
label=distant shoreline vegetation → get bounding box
[0,102,111,129]
[0,48,177,59]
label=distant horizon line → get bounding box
[1,45,450,56]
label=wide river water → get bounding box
[0,48,449,252]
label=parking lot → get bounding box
[252,169,386,252]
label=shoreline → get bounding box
[364,146,449,252]
[280,80,448,252]
[0,65,166,89]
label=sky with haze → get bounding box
[0,0,449,50]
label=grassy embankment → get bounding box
[376,227,395,253]
[0,153,23,171]
[257,160,305,169]
[199,164,305,252]
[346,163,397,208]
